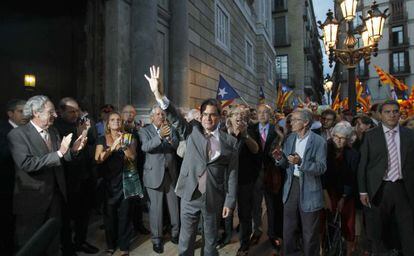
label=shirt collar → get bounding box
[382,124,399,134]
[153,123,160,132]
[296,130,311,142]
[30,120,45,133]
[259,122,269,131]
[8,119,18,128]
[206,126,220,139]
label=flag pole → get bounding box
[239,96,250,107]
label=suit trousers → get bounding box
[238,182,255,246]
[252,169,264,235]
[61,177,95,254]
[369,180,414,255]
[146,171,179,244]
[178,191,220,256]
[15,191,62,256]
[283,177,320,256]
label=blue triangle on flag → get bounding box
[216,75,241,101]
[281,83,292,93]
[259,86,265,99]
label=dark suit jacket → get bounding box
[166,104,238,213]
[139,124,179,189]
[358,124,414,208]
[251,123,284,192]
[0,120,15,196]
[7,122,71,215]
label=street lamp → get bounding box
[323,74,333,106]
[318,1,389,115]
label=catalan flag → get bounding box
[356,78,371,112]
[332,84,341,111]
[216,75,240,108]
[276,83,293,109]
[374,65,409,91]
[259,86,265,104]
[340,97,349,110]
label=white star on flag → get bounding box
[218,87,228,98]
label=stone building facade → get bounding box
[105,0,278,118]
[272,0,324,102]
[1,0,277,118]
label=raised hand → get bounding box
[144,65,162,99]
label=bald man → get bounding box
[54,97,99,255]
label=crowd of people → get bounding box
[0,65,414,256]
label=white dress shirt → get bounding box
[293,132,310,177]
[8,119,18,128]
[30,121,62,158]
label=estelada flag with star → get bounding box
[216,75,240,108]
[259,86,265,104]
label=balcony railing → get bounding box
[390,0,406,22]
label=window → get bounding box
[392,51,406,73]
[245,38,254,70]
[215,1,230,51]
[267,56,273,82]
[357,59,368,77]
[274,16,287,46]
[275,0,286,11]
[353,11,363,28]
[276,55,288,82]
[391,26,404,46]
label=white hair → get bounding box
[332,121,353,138]
[185,109,200,122]
[23,95,50,120]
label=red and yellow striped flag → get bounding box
[374,65,409,91]
[332,84,341,111]
[340,97,349,110]
[356,78,370,112]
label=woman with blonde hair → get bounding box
[95,112,142,256]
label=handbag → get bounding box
[122,158,144,199]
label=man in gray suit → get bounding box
[144,66,238,256]
[139,105,180,254]
[273,108,327,256]
[7,95,86,255]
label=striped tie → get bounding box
[386,130,400,182]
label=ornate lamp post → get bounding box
[318,0,388,115]
[323,74,333,106]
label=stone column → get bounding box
[130,0,158,114]
[104,0,132,110]
[169,0,190,107]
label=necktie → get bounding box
[41,130,53,152]
[198,133,213,194]
[261,128,267,149]
[386,130,400,181]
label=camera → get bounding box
[79,113,89,125]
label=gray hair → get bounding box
[149,105,163,117]
[332,121,353,139]
[293,108,313,129]
[23,95,50,119]
[186,109,200,122]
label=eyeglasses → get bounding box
[290,118,304,123]
[333,135,347,141]
[202,112,219,118]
